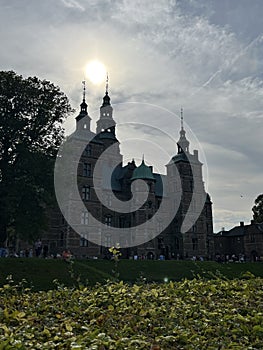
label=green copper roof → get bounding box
[131,160,155,181]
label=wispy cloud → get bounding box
[60,0,85,11]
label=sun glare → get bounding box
[85,60,107,85]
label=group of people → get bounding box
[215,253,246,263]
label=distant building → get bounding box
[44,83,214,259]
[214,221,263,261]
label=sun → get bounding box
[85,60,107,85]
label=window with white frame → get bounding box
[105,235,111,246]
[105,215,112,226]
[82,186,90,200]
[80,237,89,247]
[81,211,89,225]
[83,163,92,177]
[106,193,112,207]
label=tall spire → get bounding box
[82,80,86,102]
[97,73,115,134]
[106,72,109,94]
[76,80,88,121]
[180,107,184,130]
[101,73,111,107]
[177,107,189,154]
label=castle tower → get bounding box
[75,81,92,133]
[96,74,116,135]
[130,158,157,257]
[166,108,213,259]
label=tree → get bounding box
[252,194,263,223]
[0,71,73,246]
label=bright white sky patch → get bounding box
[85,60,107,85]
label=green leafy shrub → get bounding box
[0,277,262,349]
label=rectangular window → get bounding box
[119,216,125,228]
[105,235,111,246]
[105,216,112,226]
[81,211,89,225]
[85,145,92,156]
[60,231,64,247]
[106,194,112,207]
[175,237,179,249]
[83,163,92,177]
[80,237,88,247]
[82,186,90,200]
[192,238,198,250]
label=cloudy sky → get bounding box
[1,0,263,232]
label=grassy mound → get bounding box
[0,276,263,349]
[1,258,263,291]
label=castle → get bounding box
[47,83,214,259]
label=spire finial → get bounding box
[180,107,184,130]
[82,80,86,101]
[106,72,109,94]
[177,106,190,154]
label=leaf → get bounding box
[65,323,73,332]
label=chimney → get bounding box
[240,221,244,227]
[193,150,198,158]
[149,166,153,172]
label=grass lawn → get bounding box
[0,258,262,291]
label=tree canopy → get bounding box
[0,70,73,246]
[252,194,263,223]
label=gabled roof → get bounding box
[215,222,263,237]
